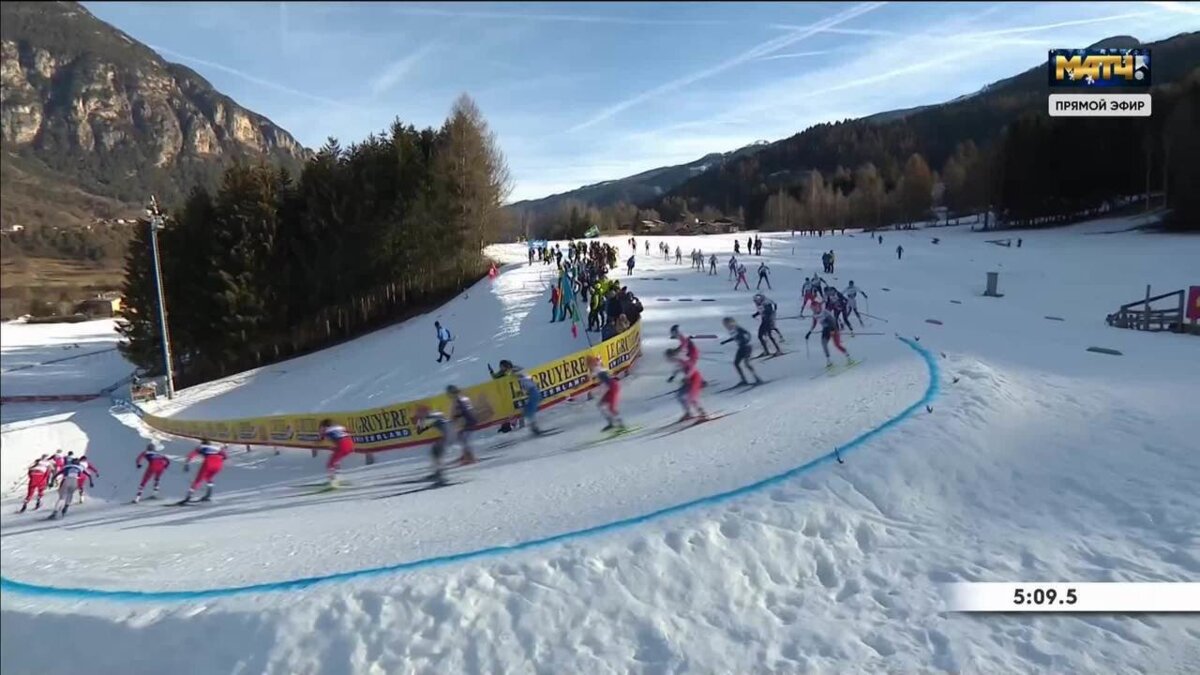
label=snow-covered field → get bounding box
[0,319,129,411]
[2,217,1198,674]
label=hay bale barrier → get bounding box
[1045,316,1065,321]
[925,319,944,325]
[1086,346,1123,356]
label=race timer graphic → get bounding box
[943,583,1199,613]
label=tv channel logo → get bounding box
[1048,48,1150,88]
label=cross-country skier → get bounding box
[180,440,227,503]
[319,420,356,486]
[666,332,708,422]
[709,254,717,275]
[75,455,99,504]
[51,449,66,473]
[801,277,817,317]
[132,443,171,502]
[896,244,904,260]
[513,366,546,435]
[805,294,826,336]
[728,255,738,280]
[435,321,454,363]
[644,240,649,254]
[675,246,682,264]
[757,261,772,290]
[19,455,54,513]
[586,355,626,432]
[721,318,762,385]
[446,385,479,465]
[824,286,854,334]
[753,293,783,357]
[734,263,749,290]
[626,254,636,276]
[734,240,741,255]
[49,457,91,519]
[844,281,868,326]
[814,303,854,368]
[414,405,454,486]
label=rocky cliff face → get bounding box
[0,1,310,229]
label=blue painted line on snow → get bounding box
[1,337,939,602]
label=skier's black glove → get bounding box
[488,363,495,375]
[805,331,812,340]
[136,464,142,469]
[667,375,676,383]
[183,464,190,473]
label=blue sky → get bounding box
[83,2,1199,202]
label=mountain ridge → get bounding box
[0,0,311,233]
[512,32,1196,219]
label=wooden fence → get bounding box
[1106,287,1185,333]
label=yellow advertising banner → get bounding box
[138,322,642,452]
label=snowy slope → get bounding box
[2,219,1199,675]
[147,260,580,419]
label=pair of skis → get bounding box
[649,410,741,438]
[571,424,646,451]
[716,380,770,393]
[811,358,864,379]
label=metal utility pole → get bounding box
[147,195,175,399]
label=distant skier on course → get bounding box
[180,440,228,503]
[752,293,784,357]
[18,455,54,513]
[319,420,357,486]
[49,457,92,519]
[720,317,762,386]
[447,385,479,465]
[132,443,171,502]
[667,325,708,422]
[813,303,854,369]
[435,321,454,363]
[75,455,99,503]
[587,355,626,432]
[414,405,454,486]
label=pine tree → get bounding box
[116,218,164,374]
[899,153,934,224]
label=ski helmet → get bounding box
[753,293,764,305]
[722,317,736,328]
[446,384,460,396]
[669,324,681,339]
[586,355,600,368]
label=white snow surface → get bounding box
[2,218,1199,674]
[0,319,130,404]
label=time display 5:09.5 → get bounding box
[1013,587,1078,606]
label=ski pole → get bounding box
[863,312,889,323]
